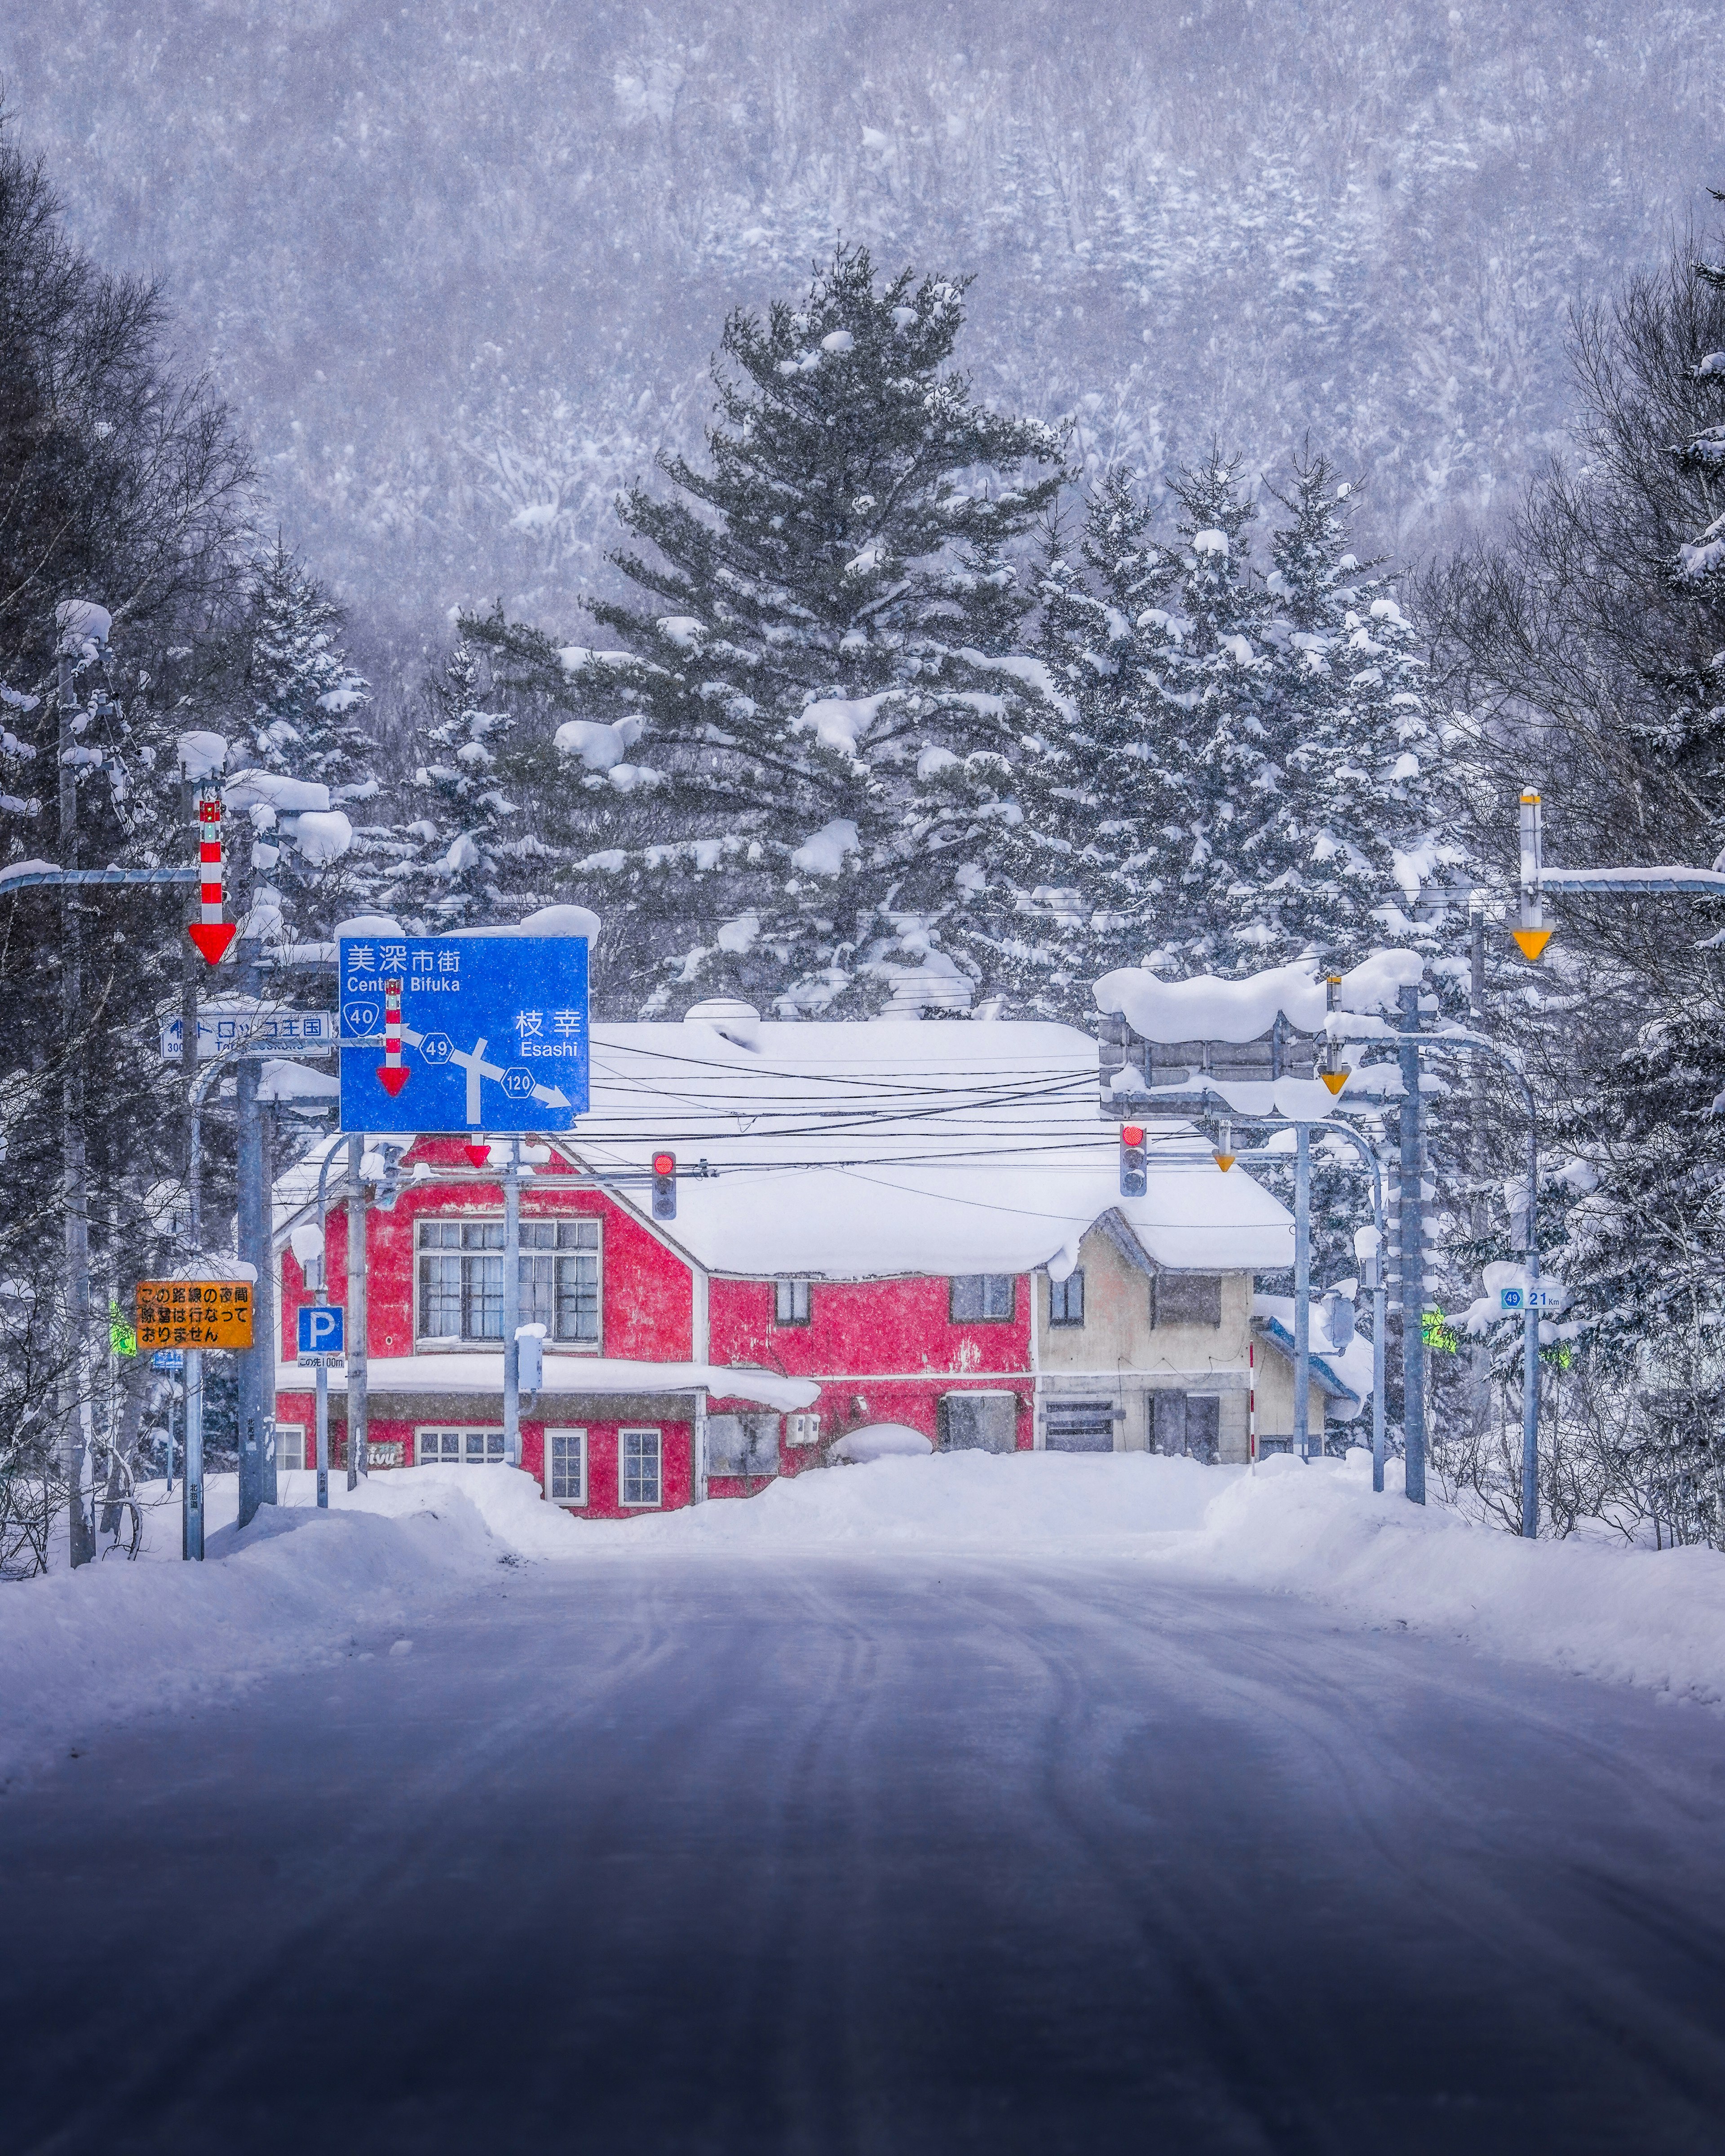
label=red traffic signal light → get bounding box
[652,1152,676,1177]
[652,1151,677,1220]
[1119,1124,1148,1198]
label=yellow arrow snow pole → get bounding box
[1513,790,1553,962]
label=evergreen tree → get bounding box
[394,636,522,930]
[239,539,373,798]
[513,243,1065,1016]
[1232,455,1456,975]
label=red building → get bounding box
[272,1010,1290,1514]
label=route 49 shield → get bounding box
[338,935,588,1133]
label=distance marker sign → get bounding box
[338,935,589,1134]
[137,1280,254,1351]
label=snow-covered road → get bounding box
[6,1544,1725,2153]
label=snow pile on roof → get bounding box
[557,1017,1294,1277]
[275,1352,818,1412]
[224,771,331,816]
[1096,950,1424,1043]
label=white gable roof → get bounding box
[561,1018,1293,1279]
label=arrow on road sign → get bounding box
[188,790,237,965]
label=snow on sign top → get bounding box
[338,935,589,1134]
[1095,951,1424,1045]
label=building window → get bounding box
[545,1428,587,1506]
[1048,1270,1085,1327]
[938,1392,1017,1453]
[1043,1399,1115,1452]
[277,1423,306,1471]
[774,1278,812,1325]
[416,1218,601,1347]
[1152,1273,1222,1328]
[416,1427,505,1466]
[787,1412,821,1448]
[951,1275,1015,1323]
[707,1413,780,1477]
[620,1427,662,1507]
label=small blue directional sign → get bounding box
[151,1348,184,1372]
[297,1304,345,1357]
[338,935,589,1134]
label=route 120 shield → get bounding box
[338,935,589,1133]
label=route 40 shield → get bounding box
[338,935,589,1134]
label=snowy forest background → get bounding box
[4,0,1725,1553]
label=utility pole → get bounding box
[503,1137,522,1467]
[234,935,280,1529]
[347,1132,368,1487]
[1396,982,1428,1506]
[1292,1123,1313,1460]
[57,632,95,1568]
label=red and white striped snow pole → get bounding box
[376,976,409,1097]
[186,788,237,965]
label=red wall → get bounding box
[276,1145,1035,1511]
[709,1275,1035,1470]
[279,1138,694,1362]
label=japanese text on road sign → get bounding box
[338,935,589,1133]
[136,1280,254,1350]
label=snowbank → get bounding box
[9,1453,1725,1777]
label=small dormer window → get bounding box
[774,1279,811,1325]
[1048,1271,1085,1326]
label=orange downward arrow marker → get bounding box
[1213,1153,1237,1172]
[1320,1069,1349,1096]
[1511,928,1553,963]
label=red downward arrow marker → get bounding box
[187,921,237,965]
[376,1066,410,1098]
[463,1143,491,1169]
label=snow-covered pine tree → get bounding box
[394,634,522,931]
[530,243,1066,1017]
[932,471,1178,1017]
[1233,455,1458,976]
[234,540,393,931]
[240,540,374,795]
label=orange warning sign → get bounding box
[1320,1069,1350,1096]
[135,1280,254,1351]
[1510,928,1553,963]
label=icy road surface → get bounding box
[5,1547,1725,2153]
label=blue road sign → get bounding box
[297,1304,345,1357]
[151,1348,184,1371]
[338,935,589,1134]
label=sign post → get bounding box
[296,1303,345,1509]
[137,1281,253,1561]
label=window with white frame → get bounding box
[619,1427,662,1507]
[416,1427,506,1467]
[545,1428,587,1506]
[774,1279,811,1325]
[278,1423,306,1471]
[416,1218,601,1347]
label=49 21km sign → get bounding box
[136,1280,255,1351]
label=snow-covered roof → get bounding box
[274,1018,1295,1281]
[1096,951,1424,1044]
[1253,1293,1374,1418]
[567,1018,1291,1277]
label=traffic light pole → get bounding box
[503,1137,522,1468]
[1293,1123,1313,1461]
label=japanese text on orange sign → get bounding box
[135,1280,254,1351]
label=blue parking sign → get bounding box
[297,1304,345,1357]
[338,935,588,1134]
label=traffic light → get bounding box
[652,1150,677,1220]
[1119,1123,1147,1198]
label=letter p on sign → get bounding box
[297,1305,345,1356]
